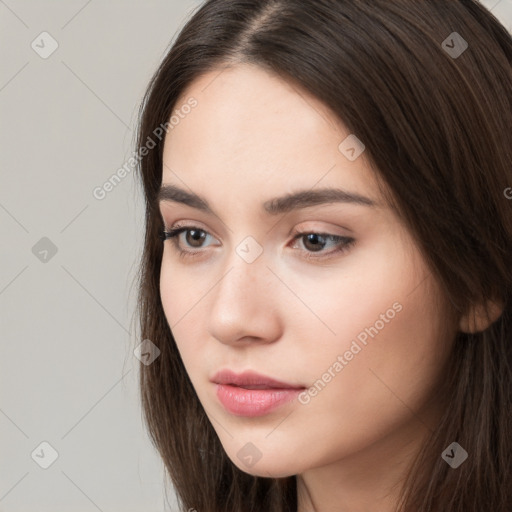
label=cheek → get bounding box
[159,259,179,331]
[277,242,453,448]
[159,252,212,328]
[294,266,452,455]
[320,287,449,415]
[271,233,415,371]
[302,296,450,470]
[159,258,206,371]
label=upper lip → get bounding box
[211,369,305,389]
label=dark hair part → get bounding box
[134,1,512,510]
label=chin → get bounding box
[222,443,305,478]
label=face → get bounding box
[158,63,458,479]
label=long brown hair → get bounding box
[133,1,512,510]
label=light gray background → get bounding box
[1,2,202,511]
[1,1,511,511]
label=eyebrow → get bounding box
[157,184,378,215]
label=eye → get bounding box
[160,224,355,261]
[289,228,355,261]
[160,224,217,259]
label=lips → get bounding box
[210,369,305,390]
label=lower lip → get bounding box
[215,384,304,417]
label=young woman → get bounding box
[134,1,512,510]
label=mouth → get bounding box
[210,369,305,390]
[229,384,289,390]
[211,369,307,417]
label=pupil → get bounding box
[187,229,205,247]
[305,234,325,252]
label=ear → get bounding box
[458,297,505,333]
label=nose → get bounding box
[207,248,283,346]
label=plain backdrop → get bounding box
[1,1,511,511]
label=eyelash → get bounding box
[159,224,355,261]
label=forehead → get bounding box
[161,63,381,207]
[165,63,343,156]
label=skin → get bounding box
[158,63,470,511]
